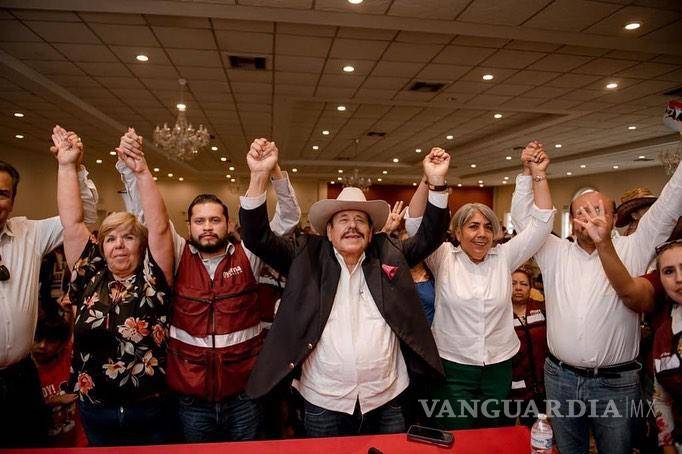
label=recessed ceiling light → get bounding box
[337,105,346,111]
[377,178,382,182]
[136,54,149,62]
[168,173,173,177]
[338,169,343,173]
[412,182,417,186]
[457,183,462,187]
[638,155,646,159]
[176,103,186,111]
[628,125,637,130]
[109,151,116,155]
[566,171,572,176]
[312,145,319,150]
[580,164,587,168]
[220,157,227,162]
[211,146,218,151]
[292,168,298,173]
[153,167,160,172]
[470,164,477,168]
[482,74,494,81]
[613,165,619,169]
[348,0,363,4]
[14,134,23,139]
[229,166,235,171]
[337,177,342,181]
[95,159,102,164]
[13,112,23,118]
[555,144,562,148]
[153,176,158,181]
[230,178,236,182]
[504,176,509,180]
[330,181,335,184]
[226,174,231,178]
[505,156,512,160]
[382,170,388,174]
[493,113,503,119]
[606,82,618,89]
[479,184,484,187]
[624,22,641,30]
[343,65,355,73]
[502,180,507,184]
[416,148,422,153]
[322,130,330,135]
[392,158,399,163]
[178,177,184,181]
[478,180,483,184]
[446,135,454,140]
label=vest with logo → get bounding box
[511,299,547,402]
[167,242,264,401]
[653,302,682,443]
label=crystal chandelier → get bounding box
[153,79,210,161]
[660,101,682,176]
[342,168,372,192]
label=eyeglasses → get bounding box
[656,238,682,256]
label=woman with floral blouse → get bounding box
[55,127,174,446]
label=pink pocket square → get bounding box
[382,264,399,280]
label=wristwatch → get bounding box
[427,181,448,191]
[533,175,546,182]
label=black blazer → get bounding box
[239,200,450,398]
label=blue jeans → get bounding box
[544,357,641,454]
[78,397,169,446]
[177,392,261,442]
[303,397,405,437]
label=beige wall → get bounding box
[0,148,320,237]
[493,165,671,234]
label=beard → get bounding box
[188,233,229,254]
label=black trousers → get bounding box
[0,356,50,448]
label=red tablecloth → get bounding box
[6,425,531,453]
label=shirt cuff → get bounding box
[529,203,556,223]
[271,171,290,194]
[428,190,448,209]
[77,166,89,181]
[240,192,267,210]
[515,174,532,193]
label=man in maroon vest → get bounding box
[118,154,300,442]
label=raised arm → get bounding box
[54,126,91,269]
[406,147,446,219]
[269,164,301,236]
[523,141,552,210]
[574,199,655,313]
[116,128,174,284]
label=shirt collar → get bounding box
[188,240,235,257]
[333,247,366,274]
[0,220,15,240]
[451,244,498,259]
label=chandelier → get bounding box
[153,78,210,161]
[342,168,372,192]
[660,101,682,176]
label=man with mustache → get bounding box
[117,141,300,442]
[239,140,450,437]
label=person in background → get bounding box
[398,229,435,326]
[616,187,657,236]
[0,126,98,448]
[57,128,174,446]
[509,266,547,426]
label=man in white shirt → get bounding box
[239,140,450,437]
[512,154,682,454]
[0,134,99,447]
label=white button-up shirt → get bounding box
[293,250,409,415]
[407,204,554,366]
[0,169,98,368]
[511,163,682,368]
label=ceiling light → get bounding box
[13,112,23,118]
[638,155,646,159]
[109,151,116,155]
[330,181,335,184]
[479,184,484,187]
[211,146,218,151]
[153,176,158,181]
[176,103,186,111]
[624,22,641,30]
[337,177,342,181]
[493,113,503,119]
[566,172,572,176]
[613,165,619,169]
[502,181,507,184]
[416,148,422,153]
[292,168,298,173]
[15,134,23,139]
[226,174,231,178]
[482,74,494,81]
[392,158,399,163]
[167,173,173,177]
[628,125,637,130]
[504,176,509,180]
[470,164,477,168]
[220,157,227,162]
[230,178,236,182]
[377,178,382,182]
[348,0,363,4]
[505,156,512,160]
[136,54,149,62]
[229,166,235,171]
[478,180,483,184]
[322,130,330,135]
[412,182,417,186]
[178,177,184,181]
[382,170,388,174]
[555,144,562,148]
[312,145,319,150]
[337,106,346,111]
[446,135,454,140]
[95,159,102,164]
[606,82,618,89]
[153,167,160,172]
[338,169,343,173]
[457,183,462,187]
[580,164,587,168]
[343,65,355,73]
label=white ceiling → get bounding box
[0,0,680,187]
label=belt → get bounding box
[548,353,639,378]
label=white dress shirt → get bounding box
[293,250,409,415]
[406,204,555,366]
[0,169,98,368]
[511,162,682,368]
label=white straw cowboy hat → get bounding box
[308,186,390,235]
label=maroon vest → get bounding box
[652,302,682,442]
[511,299,547,402]
[166,242,264,401]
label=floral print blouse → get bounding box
[68,236,170,405]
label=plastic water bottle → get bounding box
[531,413,553,453]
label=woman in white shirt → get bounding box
[406,143,555,429]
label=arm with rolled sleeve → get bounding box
[269,170,301,236]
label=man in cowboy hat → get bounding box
[616,187,658,236]
[238,138,451,437]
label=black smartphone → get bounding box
[406,424,454,448]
